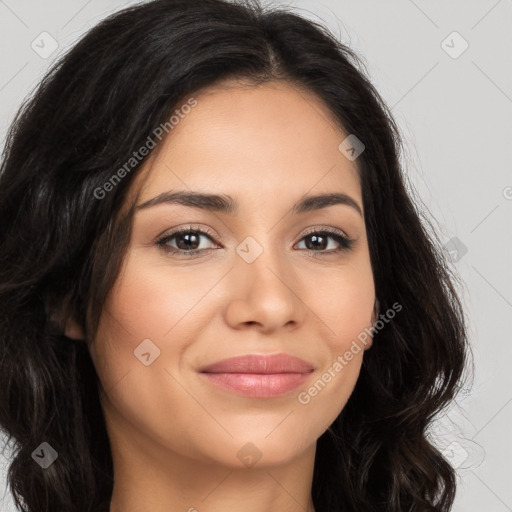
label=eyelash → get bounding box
[155,226,354,258]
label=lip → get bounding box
[198,353,315,398]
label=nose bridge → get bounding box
[225,231,302,330]
[235,231,287,289]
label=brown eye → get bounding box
[296,229,354,255]
[156,227,219,256]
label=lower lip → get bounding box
[200,372,312,398]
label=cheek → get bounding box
[296,264,374,423]
[89,273,199,451]
[314,261,375,346]
[95,251,221,357]
[295,283,371,435]
[89,253,224,432]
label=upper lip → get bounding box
[199,353,315,374]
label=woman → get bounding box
[0,0,469,511]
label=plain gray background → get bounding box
[1,1,511,510]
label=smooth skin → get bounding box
[66,79,376,512]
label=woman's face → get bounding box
[87,80,376,470]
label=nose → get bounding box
[223,248,305,334]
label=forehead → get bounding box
[130,80,361,209]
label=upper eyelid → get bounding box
[301,226,350,238]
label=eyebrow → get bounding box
[136,190,363,217]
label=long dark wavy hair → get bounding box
[0,0,469,510]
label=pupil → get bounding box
[307,234,326,250]
[177,233,199,250]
